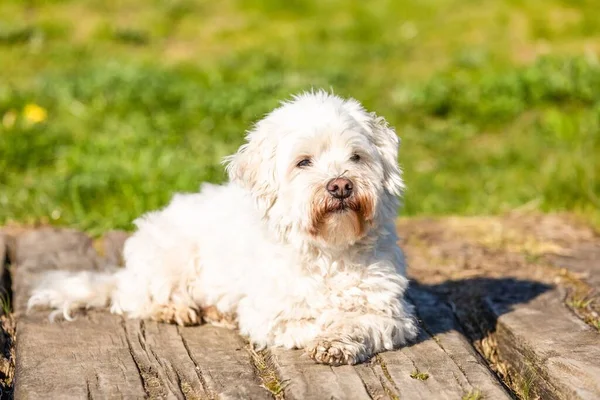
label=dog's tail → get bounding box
[27,270,119,321]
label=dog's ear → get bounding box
[368,114,404,197]
[224,127,278,214]
[343,100,404,197]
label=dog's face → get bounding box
[226,91,403,249]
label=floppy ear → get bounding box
[368,114,405,197]
[224,126,278,215]
[343,99,404,197]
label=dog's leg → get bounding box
[266,299,417,366]
[117,211,205,326]
[143,285,202,327]
[305,308,417,365]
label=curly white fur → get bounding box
[28,90,418,365]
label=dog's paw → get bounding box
[151,303,201,326]
[201,306,238,329]
[306,339,366,366]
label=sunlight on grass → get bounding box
[0,0,599,233]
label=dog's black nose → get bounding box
[326,178,353,199]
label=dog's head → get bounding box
[225,91,403,249]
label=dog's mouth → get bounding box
[308,193,376,243]
[308,191,376,242]
[330,200,350,213]
[322,193,370,217]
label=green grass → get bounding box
[410,369,429,381]
[0,288,11,315]
[0,0,599,234]
[462,390,483,400]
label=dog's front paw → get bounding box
[151,303,201,326]
[201,306,238,329]
[306,339,367,366]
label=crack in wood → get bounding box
[136,321,191,398]
[148,345,178,396]
[493,320,563,399]
[415,289,515,398]
[450,370,467,393]
[121,319,161,399]
[139,319,147,346]
[86,379,93,400]
[374,354,400,395]
[406,353,427,383]
[128,318,207,400]
[447,295,568,399]
[355,371,377,400]
[248,346,286,399]
[366,362,399,400]
[416,312,474,390]
[177,326,216,400]
[148,339,198,400]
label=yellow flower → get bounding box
[23,103,47,124]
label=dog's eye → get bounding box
[296,158,312,168]
[350,154,361,162]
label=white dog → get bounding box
[28,91,418,365]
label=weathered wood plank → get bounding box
[179,325,271,399]
[11,228,146,399]
[408,288,511,399]
[270,347,373,400]
[122,319,207,399]
[20,224,589,399]
[15,313,148,399]
[351,363,390,400]
[489,287,600,400]
[11,228,271,400]
[270,287,511,400]
[122,319,271,399]
[357,288,511,400]
[398,214,600,399]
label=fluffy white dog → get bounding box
[28,91,418,365]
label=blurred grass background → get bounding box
[0,0,598,235]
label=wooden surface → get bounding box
[1,218,599,399]
[489,289,600,400]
